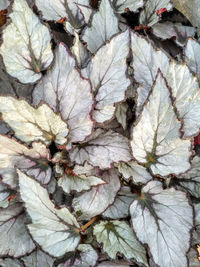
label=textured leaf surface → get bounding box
[117,161,152,184]
[130,181,193,267]
[185,39,200,78]
[72,169,120,220]
[0,96,69,146]
[167,60,200,137]
[0,258,23,267]
[69,129,131,169]
[82,0,119,53]
[102,187,135,219]
[18,170,80,257]
[22,249,55,267]
[33,43,93,146]
[111,0,144,13]
[140,0,173,26]
[0,135,51,188]
[76,244,98,267]
[85,31,130,123]
[0,203,35,257]
[58,163,105,193]
[0,0,53,83]
[152,22,196,46]
[93,220,147,265]
[131,72,191,176]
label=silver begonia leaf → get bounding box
[22,249,55,267]
[58,163,105,194]
[130,180,193,267]
[152,22,196,47]
[131,71,191,177]
[0,203,35,257]
[33,43,93,146]
[82,0,119,53]
[0,0,53,83]
[85,30,130,123]
[18,170,81,257]
[0,96,69,146]
[0,258,23,267]
[140,0,173,27]
[0,0,9,10]
[115,103,128,130]
[185,38,200,78]
[102,187,135,219]
[0,182,10,208]
[117,160,152,184]
[111,0,144,13]
[93,220,148,265]
[69,129,131,169]
[0,135,51,188]
[72,169,120,220]
[77,4,92,24]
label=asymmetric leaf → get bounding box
[111,0,144,13]
[72,169,120,220]
[69,129,131,169]
[130,181,193,267]
[33,43,93,146]
[0,97,69,146]
[131,72,191,176]
[82,0,119,53]
[18,170,81,257]
[85,30,130,123]
[140,0,173,26]
[185,38,200,78]
[0,203,35,257]
[167,60,200,137]
[0,0,53,83]
[0,135,51,188]
[58,163,105,194]
[93,220,147,265]
[117,161,152,184]
[22,249,55,267]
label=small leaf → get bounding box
[0,0,53,83]
[85,30,130,123]
[33,43,93,146]
[0,96,69,146]
[0,135,51,188]
[185,38,200,78]
[0,203,35,257]
[18,170,81,257]
[22,249,55,267]
[93,220,148,265]
[72,169,120,220]
[130,181,193,267]
[140,0,173,27]
[82,0,119,53]
[131,71,191,177]
[111,0,144,13]
[69,129,131,169]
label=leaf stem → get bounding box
[81,216,98,232]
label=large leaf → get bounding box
[111,0,144,13]
[0,135,51,188]
[172,0,200,29]
[0,203,35,257]
[0,0,53,84]
[0,96,69,146]
[33,43,93,146]
[58,163,105,193]
[85,30,130,123]
[18,170,81,257]
[22,249,55,267]
[82,0,119,53]
[131,71,191,177]
[72,169,120,220]
[185,38,200,78]
[69,129,131,169]
[117,161,152,184]
[140,0,173,27]
[130,181,193,267]
[93,220,147,265]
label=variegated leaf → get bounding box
[33,43,93,146]
[18,170,81,257]
[130,181,193,267]
[0,258,23,267]
[185,38,200,78]
[22,249,55,267]
[0,0,53,83]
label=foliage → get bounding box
[0,0,200,266]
